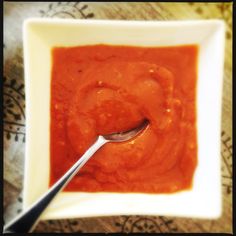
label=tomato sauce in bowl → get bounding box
[50,45,198,193]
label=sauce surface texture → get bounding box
[50,45,198,193]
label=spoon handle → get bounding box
[3,136,107,233]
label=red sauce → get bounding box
[50,45,198,193]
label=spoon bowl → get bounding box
[103,119,149,142]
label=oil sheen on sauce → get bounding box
[50,45,198,193]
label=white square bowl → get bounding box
[23,18,225,219]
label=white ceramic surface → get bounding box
[23,19,225,219]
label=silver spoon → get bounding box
[3,119,149,233]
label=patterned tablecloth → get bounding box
[3,2,232,233]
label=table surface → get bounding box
[3,2,232,233]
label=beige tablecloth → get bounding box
[3,2,232,233]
